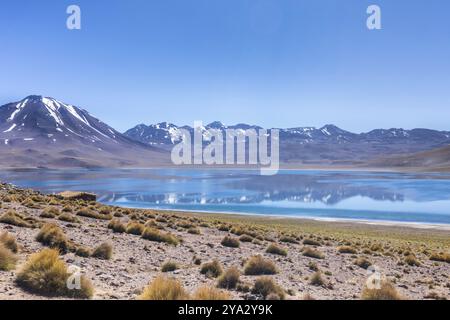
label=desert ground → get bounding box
[0,182,449,300]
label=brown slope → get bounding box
[370,144,450,171]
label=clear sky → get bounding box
[1,0,450,132]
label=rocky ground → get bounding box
[0,182,449,300]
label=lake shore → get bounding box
[0,182,449,300]
[122,207,450,231]
[2,167,450,227]
[1,164,449,173]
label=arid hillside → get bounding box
[370,145,450,171]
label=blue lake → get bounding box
[1,168,450,225]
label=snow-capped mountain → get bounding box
[124,121,265,146]
[124,122,182,146]
[125,122,450,146]
[278,124,358,143]
[0,95,128,145]
[0,96,167,168]
[124,122,450,164]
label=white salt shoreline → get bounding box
[104,204,450,231]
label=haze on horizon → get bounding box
[1,0,450,133]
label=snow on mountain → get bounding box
[124,122,182,145]
[124,121,450,164]
[125,122,361,146]
[124,121,263,146]
[0,96,167,168]
[0,95,126,144]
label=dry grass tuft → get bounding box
[126,222,145,235]
[0,244,17,271]
[265,244,287,256]
[76,208,112,220]
[1,195,12,203]
[244,255,277,275]
[309,271,325,286]
[354,257,372,269]
[62,205,73,213]
[161,261,179,272]
[239,234,253,242]
[16,248,93,298]
[230,226,245,236]
[200,260,223,278]
[217,224,230,232]
[303,238,321,246]
[404,254,421,267]
[429,252,450,264]
[139,276,188,300]
[144,220,158,228]
[0,231,18,253]
[424,292,447,300]
[43,207,60,217]
[91,242,113,260]
[221,236,240,248]
[361,281,403,300]
[36,223,73,253]
[39,212,55,219]
[99,206,112,215]
[142,227,179,246]
[58,213,79,223]
[252,276,285,300]
[0,210,33,228]
[176,220,194,229]
[75,247,91,258]
[217,267,240,289]
[155,216,167,223]
[22,198,39,209]
[187,227,201,235]
[40,208,58,219]
[308,261,319,271]
[193,286,230,300]
[337,246,358,254]
[107,219,126,233]
[279,236,298,244]
[302,247,325,259]
[370,243,383,252]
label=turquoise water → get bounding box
[1,168,450,225]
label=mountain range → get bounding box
[124,121,450,167]
[1,95,449,170]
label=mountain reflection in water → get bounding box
[1,169,450,224]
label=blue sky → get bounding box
[1,0,450,132]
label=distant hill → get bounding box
[369,145,450,171]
